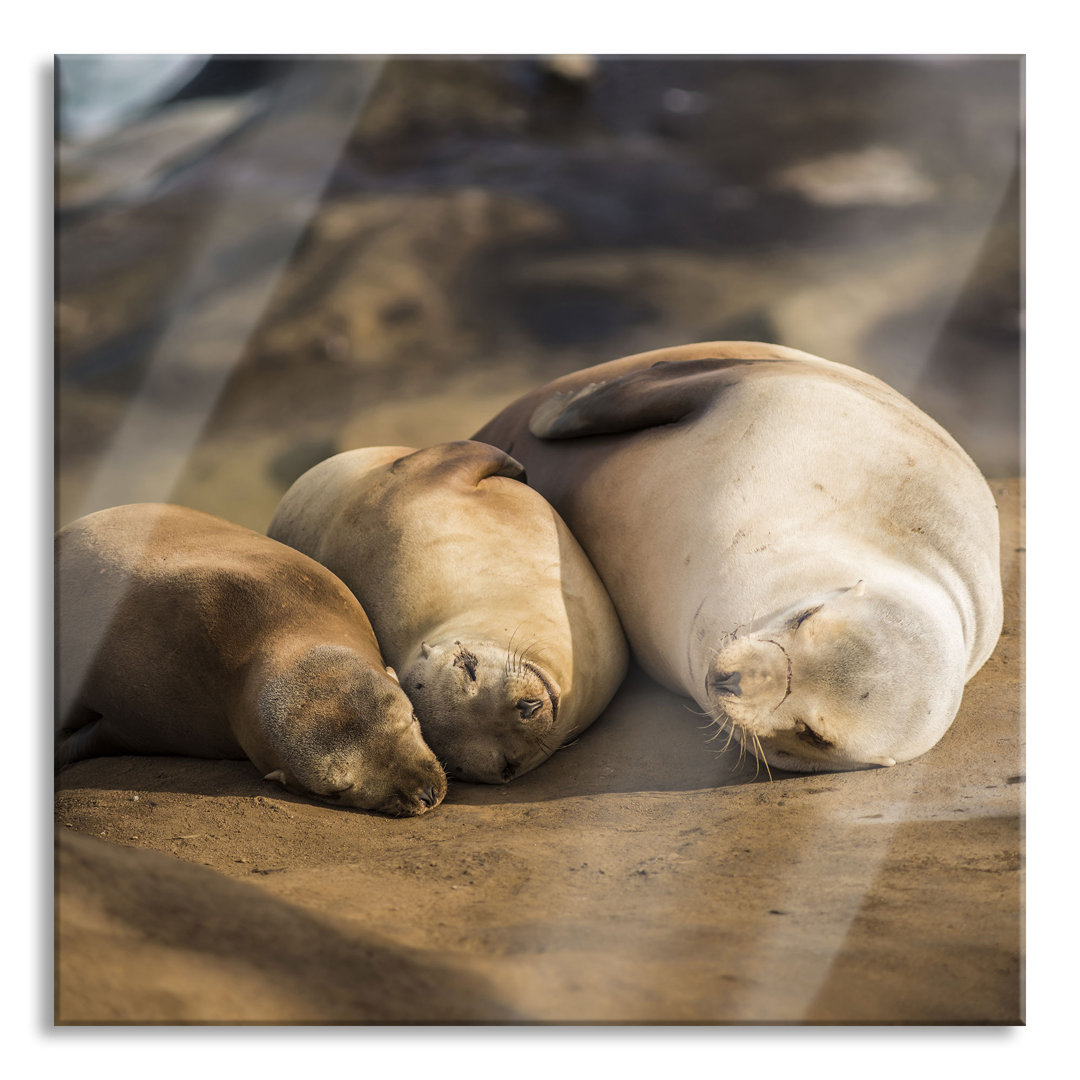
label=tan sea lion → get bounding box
[267,441,629,783]
[473,342,1004,773]
[56,503,446,816]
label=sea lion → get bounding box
[267,441,628,783]
[473,341,1004,773]
[56,503,446,816]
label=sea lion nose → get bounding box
[710,670,742,697]
[418,786,439,807]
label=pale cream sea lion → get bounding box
[268,441,628,783]
[473,342,1004,773]
[56,503,446,816]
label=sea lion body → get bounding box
[268,441,628,783]
[56,503,446,815]
[473,342,1003,772]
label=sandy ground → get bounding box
[54,479,1023,1025]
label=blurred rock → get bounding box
[55,55,1022,530]
[56,54,210,141]
[773,146,938,207]
[245,189,565,372]
[542,55,598,83]
[268,437,338,491]
[57,95,266,214]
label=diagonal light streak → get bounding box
[56,57,384,735]
[69,57,385,522]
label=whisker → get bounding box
[509,626,534,678]
[752,731,763,774]
[733,735,747,773]
[510,635,545,677]
[750,731,773,783]
[697,702,736,747]
[684,703,715,718]
[504,627,522,678]
[720,722,738,753]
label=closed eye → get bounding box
[519,660,559,726]
[795,721,833,749]
[320,785,353,800]
[790,604,823,630]
[453,649,479,681]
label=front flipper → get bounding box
[528,356,780,439]
[390,440,527,487]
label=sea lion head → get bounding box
[703,582,965,773]
[255,645,447,816]
[400,638,562,784]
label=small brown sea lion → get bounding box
[56,503,446,815]
[268,441,628,783]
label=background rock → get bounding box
[55,54,1022,530]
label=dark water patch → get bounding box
[268,437,339,492]
[701,308,779,345]
[510,282,660,347]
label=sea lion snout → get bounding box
[275,744,447,816]
[708,669,741,697]
[352,753,448,816]
[439,743,525,785]
[386,770,448,816]
[379,731,449,815]
[707,639,789,716]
